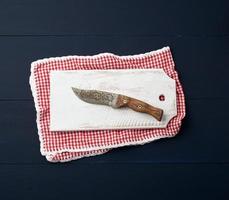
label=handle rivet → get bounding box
[137,105,142,109]
[123,100,128,103]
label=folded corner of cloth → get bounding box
[29,46,186,162]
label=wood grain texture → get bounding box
[0,36,228,99]
[0,99,228,164]
[50,69,175,130]
[116,95,163,121]
[0,0,228,35]
[0,0,228,199]
[0,164,228,200]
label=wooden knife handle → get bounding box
[116,95,163,121]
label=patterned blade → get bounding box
[72,87,118,107]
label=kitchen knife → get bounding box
[72,87,163,121]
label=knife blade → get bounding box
[72,87,163,121]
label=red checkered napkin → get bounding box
[29,47,185,162]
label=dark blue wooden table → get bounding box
[0,0,228,199]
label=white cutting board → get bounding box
[50,69,177,131]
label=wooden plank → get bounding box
[0,0,227,198]
[50,70,176,131]
[0,99,228,164]
[0,164,228,200]
[0,0,228,35]
[0,36,228,99]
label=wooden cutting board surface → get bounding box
[50,69,177,131]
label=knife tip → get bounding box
[71,87,81,95]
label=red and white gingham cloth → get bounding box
[29,46,185,162]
